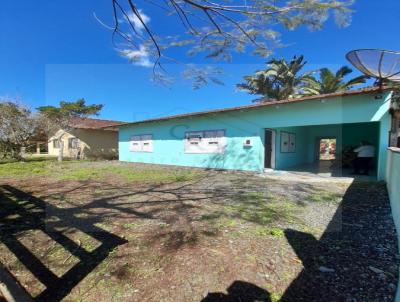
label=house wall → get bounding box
[119,92,391,179]
[48,129,118,159]
[273,126,309,170]
[385,147,400,302]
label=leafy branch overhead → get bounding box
[105,0,354,70]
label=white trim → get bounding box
[184,129,226,154]
[129,134,153,152]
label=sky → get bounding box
[1,1,400,122]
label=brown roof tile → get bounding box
[70,118,125,130]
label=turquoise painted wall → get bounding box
[119,92,391,179]
[274,126,309,170]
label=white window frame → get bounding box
[129,134,153,152]
[184,129,226,154]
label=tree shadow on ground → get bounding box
[281,181,399,301]
[0,185,127,301]
[1,176,398,302]
[202,280,271,302]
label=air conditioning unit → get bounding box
[243,138,253,147]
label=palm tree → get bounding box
[237,55,315,101]
[302,66,368,95]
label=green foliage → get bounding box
[302,66,368,95]
[0,101,38,159]
[37,99,103,128]
[237,55,315,101]
[238,60,368,101]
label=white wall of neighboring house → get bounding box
[386,147,400,302]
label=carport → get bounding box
[271,122,381,178]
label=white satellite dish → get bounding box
[346,49,400,86]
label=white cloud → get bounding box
[125,10,150,32]
[120,45,152,67]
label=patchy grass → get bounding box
[0,158,203,183]
[228,192,297,226]
[102,165,201,183]
[308,190,342,203]
[0,160,53,178]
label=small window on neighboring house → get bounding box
[184,130,226,153]
[68,138,80,149]
[53,140,60,149]
[129,134,153,152]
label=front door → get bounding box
[264,130,273,168]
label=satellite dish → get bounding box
[346,49,400,86]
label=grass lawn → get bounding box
[0,159,397,301]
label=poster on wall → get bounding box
[281,132,290,153]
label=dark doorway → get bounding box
[264,130,274,168]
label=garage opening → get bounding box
[270,122,380,179]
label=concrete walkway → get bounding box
[263,161,377,183]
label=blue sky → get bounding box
[1,1,399,122]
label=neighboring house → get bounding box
[48,118,123,159]
[118,87,395,180]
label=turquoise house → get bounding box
[118,88,393,180]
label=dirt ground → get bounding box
[0,161,398,302]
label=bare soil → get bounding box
[0,161,398,302]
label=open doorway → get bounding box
[317,138,337,161]
[264,129,275,169]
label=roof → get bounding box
[118,87,394,128]
[70,118,124,130]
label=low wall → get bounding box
[386,147,400,302]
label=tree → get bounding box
[236,55,315,101]
[0,100,38,160]
[37,99,103,162]
[99,0,353,85]
[302,66,368,95]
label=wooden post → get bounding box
[36,142,41,154]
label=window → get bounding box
[53,139,60,149]
[129,134,153,152]
[68,138,80,149]
[184,130,226,153]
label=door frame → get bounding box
[264,129,276,169]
